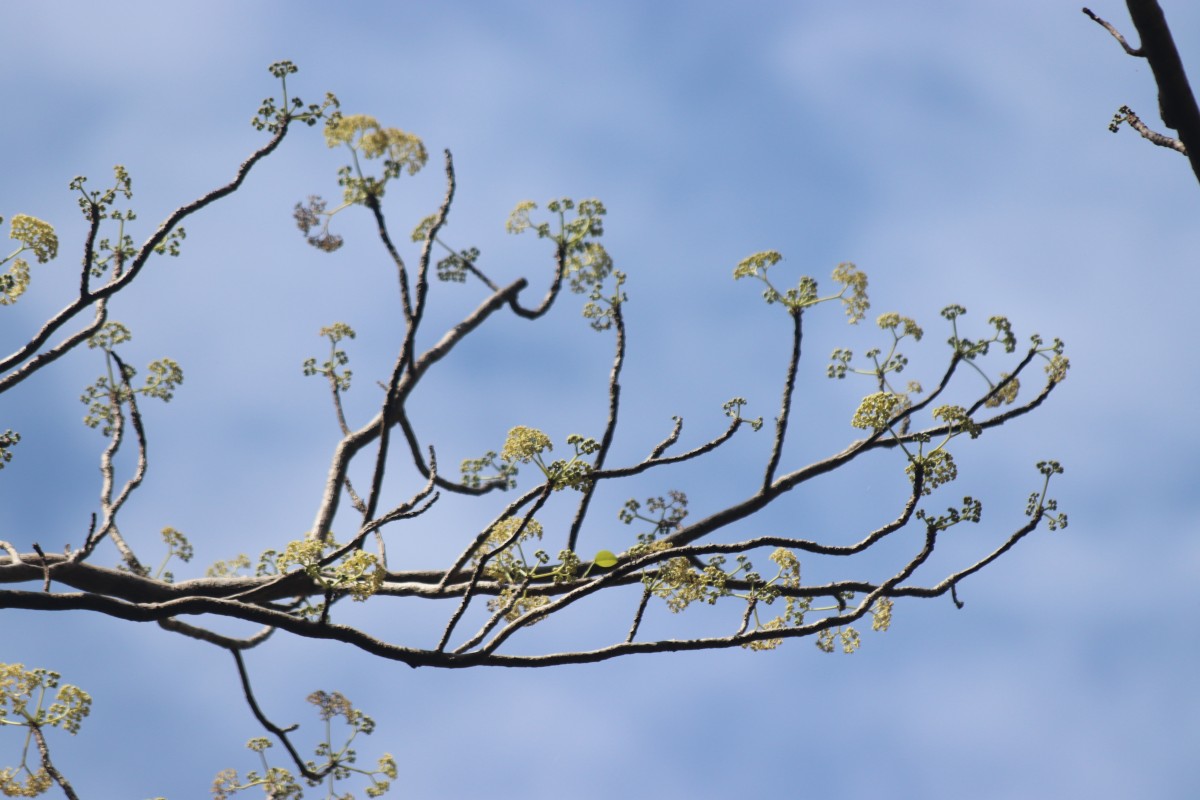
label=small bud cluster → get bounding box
[80,322,184,436]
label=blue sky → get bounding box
[2,2,1198,798]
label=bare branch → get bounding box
[1082,7,1143,55]
[30,727,80,800]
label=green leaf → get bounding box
[593,550,618,569]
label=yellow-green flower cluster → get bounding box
[985,372,1020,407]
[460,449,518,490]
[9,215,58,264]
[0,430,18,471]
[1045,354,1069,383]
[743,617,788,651]
[303,322,357,392]
[906,449,958,495]
[211,765,300,800]
[215,691,400,799]
[931,404,981,439]
[741,548,809,651]
[831,263,869,323]
[505,201,539,235]
[325,114,427,175]
[871,598,894,632]
[500,426,552,463]
[276,538,384,602]
[86,321,133,352]
[506,198,617,328]
[732,250,782,280]
[488,585,550,623]
[734,255,870,320]
[474,517,545,582]
[916,495,983,530]
[206,553,252,579]
[0,259,29,306]
[155,526,194,583]
[495,427,598,491]
[323,113,427,205]
[79,322,185,435]
[877,311,923,340]
[817,626,861,654]
[647,556,730,613]
[0,663,92,736]
[722,397,764,431]
[851,391,903,431]
[473,517,582,624]
[1,214,57,307]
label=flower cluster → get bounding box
[734,253,869,321]
[1045,353,1070,383]
[1,214,58,306]
[491,427,598,491]
[473,517,546,583]
[251,61,339,134]
[325,114,427,188]
[741,548,809,651]
[916,495,983,530]
[619,490,689,544]
[272,538,385,604]
[302,322,356,392]
[722,397,764,430]
[906,449,958,495]
[647,556,731,613]
[932,404,981,439]
[293,195,343,252]
[871,598,894,632]
[817,626,861,654]
[0,663,92,797]
[507,198,619,328]
[213,690,397,799]
[460,450,518,490]
[943,308,1017,359]
[471,517,591,624]
[0,664,92,735]
[155,526,194,583]
[831,263,870,323]
[80,322,184,436]
[851,391,903,431]
[985,372,1021,407]
[500,426,552,463]
[488,585,550,623]
[0,430,18,471]
[436,246,480,283]
[876,311,923,341]
[1026,460,1068,530]
[9,214,58,264]
[292,111,425,252]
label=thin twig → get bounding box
[1082,7,1144,56]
